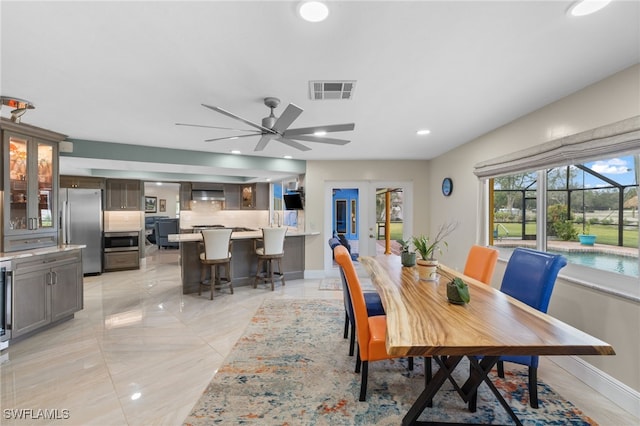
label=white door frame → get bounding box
[324,180,413,277]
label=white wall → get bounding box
[427,64,640,392]
[305,64,639,394]
[304,160,430,271]
[143,183,179,218]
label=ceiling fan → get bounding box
[177,97,355,151]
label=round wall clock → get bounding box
[442,177,453,196]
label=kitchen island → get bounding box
[169,229,315,294]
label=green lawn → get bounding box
[495,222,638,247]
[377,222,404,241]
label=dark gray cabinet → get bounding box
[12,250,83,338]
[179,182,192,210]
[60,175,104,189]
[105,179,141,210]
[224,183,269,210]
[1,118,64,252]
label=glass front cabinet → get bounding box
[1,119,64,252]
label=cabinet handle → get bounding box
[52,271,58,285]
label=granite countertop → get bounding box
[169,229,318,243]
[0,244,87,262]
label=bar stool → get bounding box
[199,228,233,299]
[253,227,287,291]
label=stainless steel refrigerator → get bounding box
[60,188,103,275]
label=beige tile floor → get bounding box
[0,249,637,425]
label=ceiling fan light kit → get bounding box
[178,96,355,152]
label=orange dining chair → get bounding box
[329,237,385,357]
[463,245,499,285]
[333,245,414,401]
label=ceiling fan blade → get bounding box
[276,137,312,151]
[287,135,351,145]
[254,134,275,151]
[284,123,355,137]
[272,103,303,133]
[176,123,258,132]
[202,104,275,134]
[204,133,261,142]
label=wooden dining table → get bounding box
[359,254,615,426]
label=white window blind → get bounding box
[473,116,640,179]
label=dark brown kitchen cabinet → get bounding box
[11,249,83,338]
[105,179,141,210]
[1,118,64,252]
[60,175,105,189]
[224,183,269,210]
[179,182,192,210]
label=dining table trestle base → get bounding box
[403,355,522,426]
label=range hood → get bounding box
[191,184,225,201]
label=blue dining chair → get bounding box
[496,247,567,408]
[328,237,385,356]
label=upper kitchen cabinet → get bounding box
[105,179,141,211]
[223,183,269,210]
[1,118,64,252]
[179,182,192,210]
[60,175,104,189]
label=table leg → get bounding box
[402,355,523,426]
[402,355,463,425]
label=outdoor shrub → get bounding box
[547,204,570,236]
[553,220,579,241]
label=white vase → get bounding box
[416,259,438,281]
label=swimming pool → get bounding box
[549,250,639,277]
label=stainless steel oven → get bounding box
[103,232,140,272]
[1,261,13,345]
[104,231,139,252]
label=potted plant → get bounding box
[578,222,596,246]
[446,277,470,305]
[398,239,416,267]
[411,222,457,281]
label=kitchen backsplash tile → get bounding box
[180,209,268,230]
[104,211,143,231]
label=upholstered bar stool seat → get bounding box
[254,227,287,291]
[199,229,233,299]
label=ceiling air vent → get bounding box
[309,80,356,100]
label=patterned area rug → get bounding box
[319,278,342,290]
[184,299,597,425]
[319,277,376,292]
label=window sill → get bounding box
[496,248,640,304]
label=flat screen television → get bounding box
[284,193,304,210]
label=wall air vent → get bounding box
[309,80,356,100]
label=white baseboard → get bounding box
[550,356,640,418]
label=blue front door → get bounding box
[332,188,358,241]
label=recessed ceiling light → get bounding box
[314,130,327,136]
[416,129,431,136]
[298,1,329,23]
[283,155,293,159]
[231,150,241,155]
[568,0,611,17]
